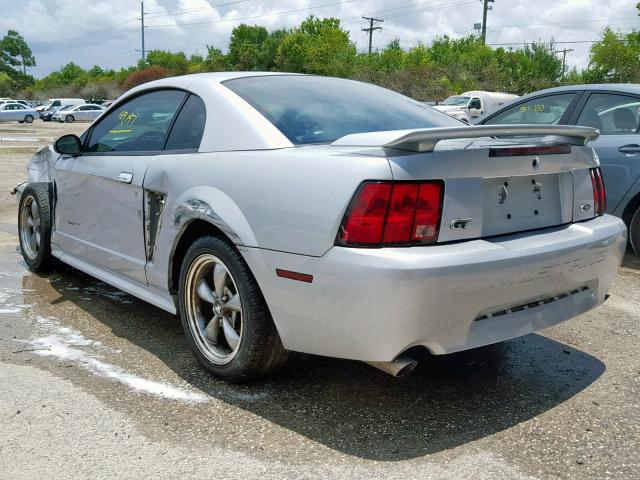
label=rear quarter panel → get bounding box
[143,147,392,292]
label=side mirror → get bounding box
[54,134,82,156]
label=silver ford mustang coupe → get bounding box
[15,72,626,381]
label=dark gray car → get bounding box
[479,84,640,252]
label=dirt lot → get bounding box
[0,121,639,479]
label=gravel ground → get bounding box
[0,122,638,479]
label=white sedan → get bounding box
[53,103,105,123]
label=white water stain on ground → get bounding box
[15,312,211,404]
[29,333,210,403]
[0,286,33,314]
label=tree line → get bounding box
[1,14,639,102]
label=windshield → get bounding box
[442,96,471,106]
[224,75,461,145]
[59,105,73,111]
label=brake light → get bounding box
[590,167,606,216]
[338,181,443,247]
[489,145,571,157]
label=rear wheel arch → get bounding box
[622,191,640,253]
[169,219,236,295]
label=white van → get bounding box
[39,98,85,120]
[434,91,519,122]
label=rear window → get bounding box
[224,75,461,145]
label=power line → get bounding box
[144,0,254,18]
[362,16,383,54]
[145,0,357,28]
[369,1,476,22]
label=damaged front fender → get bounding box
[11,146,58,203]
[26,145,58,183]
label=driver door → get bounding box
[53,89,187,285]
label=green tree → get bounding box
[228,24,269,70]
[587,28,640,82]
[143,50,189,75]
[276,16,356,76]
[0,30,35,75]
[0,72,13,96]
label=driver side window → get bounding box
[86,89,186,153]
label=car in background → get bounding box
[39,98,85,121]
[14,100,30,107]
[52,103,105,123]
[0,102,37,123]
[478,84,640,252]
[13,73,626,381]
[434,91,519,122]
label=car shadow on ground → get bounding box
[28,264,605,461]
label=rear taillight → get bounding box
[337,181,444,247]
[590,167,606,216]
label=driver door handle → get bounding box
[619,144,640,154]
[117,172,133,184]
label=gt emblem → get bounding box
[450,218,472,230]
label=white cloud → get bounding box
[0,0,637,77]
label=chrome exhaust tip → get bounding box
[365,356,418,377]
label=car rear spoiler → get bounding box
[331,124,600,153]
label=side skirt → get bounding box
[51,248,177,315]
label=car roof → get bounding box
[126,71,300,94]
[519,83,640,99]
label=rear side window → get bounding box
[224,75,461,145]
[165,94,206,151]
[576,93,640,134]
[86,90,186,152]
[485,94,575,125]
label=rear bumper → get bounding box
[242,215,626,362]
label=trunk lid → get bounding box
[332,125,600,242]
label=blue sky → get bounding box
[1,0,638,78]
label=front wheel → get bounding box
[24,115,33,123]
[178,236,288,381]
[65,115,74,123]
[18,184,55,271]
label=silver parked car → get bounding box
[14,73,626,381]
[0,102,37,123]
[52,103,105,123]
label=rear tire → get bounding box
[178,235,288,382]
[629,207,640,255]
[65,115,74,123]
[18,184,55,272]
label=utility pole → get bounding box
[480,0,494,45]
[140,1,146,63]
[362,16,383,54]
[556,48,574,79]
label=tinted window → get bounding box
[577,93,640,134]
[224,76,461,145]
[164,94,206,150]
[51,101,60,107]
[86,90,186,152]
[485,93,575,125]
